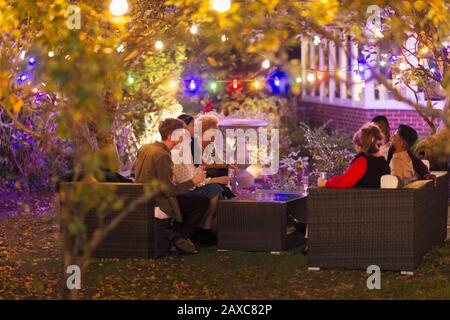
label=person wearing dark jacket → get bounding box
[318,123,390,188]
[134,118,209,254]
[387,124,430,185]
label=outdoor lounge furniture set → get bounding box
[60,171,449,272]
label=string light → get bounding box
[274,77,281,87]
[17,72,30,84]
[358,63,365,72]
[116,43,125,53]
[126,75,136,86]
[313,36,321,46]
[48,51,55,58]
[190,24,199,35]
[19,50,26,61]
[253,79,261,89]
[379,60,387,67]
[169,80,178,89]
[229,79,241,91]
[262,59,270,69]
[188,79,197,92]
[209,81,218,92]
[155,40,164,50]
[354,74,362,83]
[212,0,231,13]
[221,34,228,42]
[307,73,315,82]
[27,56,37,66]
[109,0,129,16]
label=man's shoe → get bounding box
[174,238,198,254]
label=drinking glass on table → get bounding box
[301,176,309,194]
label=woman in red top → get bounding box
[318,123,390,188]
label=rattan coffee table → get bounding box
[217,191,307,252]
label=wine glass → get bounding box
[302,176,309,194]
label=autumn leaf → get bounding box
[13,98,23,114]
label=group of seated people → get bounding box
[132,114,234,255]
[317,115,431,189]
[131,112,431,256]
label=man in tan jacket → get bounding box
[134,118,209,254]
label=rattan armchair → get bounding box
[307,172,448,273]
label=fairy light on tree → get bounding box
[253,79,261,89]
[109,0,129,16]
[313,35,321,46]
[126,74,136,86]
[190,24,199,35]
[209,81,218,92]
[212,0,231,13]
[155,40,164,50]
[262,59,270,69]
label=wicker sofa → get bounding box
[59,183,170,259]
[307,172,448,273]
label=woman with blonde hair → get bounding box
[318,123,390,188]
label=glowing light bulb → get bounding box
[212,0,231,13]
[169,80,177,89]
[209,81,218,91]
[48,51,55,58]
[379,60,387,67]
[126,75,135,85]
[116,43,125,53]
[430,67,436,73]
[262,59,270,69]
[232,80,238,89]
[295,76,302,84]
[190,24,199,35]
[358,63,365,72]
[19,50,26,61]
[307,73,315,82]
[28,56,37,66]
[253,79,261,89]
[354,74,362,83]
[221,34,228,42]
[313,35,321,46]
[189,80,197,91]
[109,0,129,16]
[155,40,164,50]
[274,77,280,87]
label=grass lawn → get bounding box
[1,190,449,300]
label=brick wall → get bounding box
[298,101,439,137]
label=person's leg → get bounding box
[174,194,210,239]
[197,194,219,230]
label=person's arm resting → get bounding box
[325,156,367,189]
